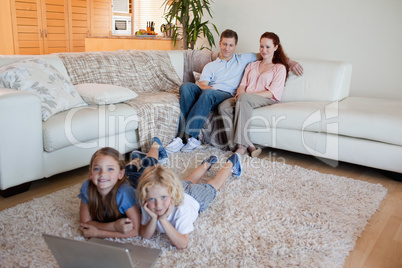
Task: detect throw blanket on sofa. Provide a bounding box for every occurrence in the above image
[58,50,182,93]
[58,50,182,151]
[182,49,219,83]
[125,92,180,151]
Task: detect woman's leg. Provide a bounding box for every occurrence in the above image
[218,97,236,150]
[235,144,248,155]
[233,93,275,149]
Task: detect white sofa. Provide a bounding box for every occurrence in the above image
[249,60,402,173]
[0,51,184,195]
[0,50,401,196]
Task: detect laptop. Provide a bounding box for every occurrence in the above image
[42,233,161,268]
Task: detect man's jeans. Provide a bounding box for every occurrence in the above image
[179,82,232,138]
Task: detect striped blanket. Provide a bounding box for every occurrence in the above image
[58,50,183,151]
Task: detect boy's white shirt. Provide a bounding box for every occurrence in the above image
[141,193,200,235]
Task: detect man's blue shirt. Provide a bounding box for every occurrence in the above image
[200,53,257,95]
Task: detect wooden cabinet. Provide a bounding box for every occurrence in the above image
[0,0,15,54]
[68,0,90,52]
[42,0,70,53]
[11,0,70,54]
[10,0,43,54]
[5,0,109,55]
[90,0,111,37]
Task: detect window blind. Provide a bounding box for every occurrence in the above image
[113,0,129,13]
[133,0,166,34]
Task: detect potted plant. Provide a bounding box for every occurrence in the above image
[162,0,219,50]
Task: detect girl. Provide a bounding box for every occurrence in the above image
[136,152,241,249]
[78,147,141,238]
[219,32,290,157]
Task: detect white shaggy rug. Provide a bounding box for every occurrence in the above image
[0,146,387,267]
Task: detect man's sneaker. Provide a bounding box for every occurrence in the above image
[131,150,147,161]
[165,137,185,153]
[201,155,218,171]
[151,137,168,164]
[181,137,201,152]
[227,153,242,177]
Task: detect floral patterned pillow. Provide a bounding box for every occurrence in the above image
[0,58,87,121]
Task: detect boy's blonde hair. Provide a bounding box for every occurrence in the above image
[137,165,184,206]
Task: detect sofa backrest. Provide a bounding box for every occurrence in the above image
[1,54,351,102]
[0,51,185,83]
[165,50,184,81]
[281,59,352,102]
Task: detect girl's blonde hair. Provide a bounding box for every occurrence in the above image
[87,147,126,222]
[137,165,184,207]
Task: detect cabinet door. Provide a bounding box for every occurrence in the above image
[68,0,90,52]
[90,0,111,37]
[40,0,70,54]
[12,0,43,54]
[11,0,70,54]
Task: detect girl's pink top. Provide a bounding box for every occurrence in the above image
[239,61,286,101]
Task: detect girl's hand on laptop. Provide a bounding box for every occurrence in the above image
[80,223,98,238]
[114,218,133,234]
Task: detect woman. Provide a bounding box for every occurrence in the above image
[218,32,289,157]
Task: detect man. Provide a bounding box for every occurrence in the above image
[166,29,303,153]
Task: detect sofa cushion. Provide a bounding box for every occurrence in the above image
[0,58,87,121]
[251,97,402,147]
[42,103,139,152]
[334,97,402,146]
[75,83,138,104]
[251,101,333,133]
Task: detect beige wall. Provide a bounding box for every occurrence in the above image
[207,0,402,100]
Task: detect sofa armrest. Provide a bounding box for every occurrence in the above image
[0,88,44,190]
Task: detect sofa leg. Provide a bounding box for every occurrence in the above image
[0,182,31,198]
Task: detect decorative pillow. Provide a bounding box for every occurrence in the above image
[193,71,201,85]
[0,58,87,121]
[74,83,138,104]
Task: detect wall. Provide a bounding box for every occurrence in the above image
[206,0,402,100]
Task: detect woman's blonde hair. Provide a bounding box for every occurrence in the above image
[87,147,126,222]
[137,165,184,207]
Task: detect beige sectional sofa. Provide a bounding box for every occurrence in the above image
[0,50,401,196]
